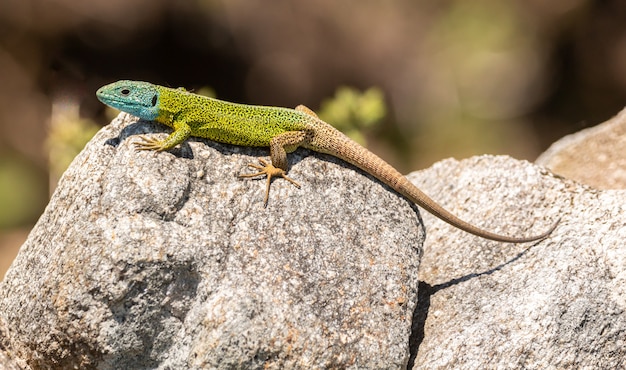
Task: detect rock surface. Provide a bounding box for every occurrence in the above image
[411,156,626,369]
[0,113,422,369]
[537,106,626,189]
[0,318,23,370]
[4,111,622,369]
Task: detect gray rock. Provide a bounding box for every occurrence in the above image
[0,113,422,369]
[0,318,24,370]
[6,111,612,369]
[537,106,626,189]
[410,156,626,369]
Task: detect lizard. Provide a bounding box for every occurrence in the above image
[96,80,559,243]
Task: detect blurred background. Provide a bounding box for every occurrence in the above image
[1,0,626,277]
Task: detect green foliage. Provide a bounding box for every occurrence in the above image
[318,86,386,145]
[196,86,217,98]
[47,104,100,182]
[0,156,46,228]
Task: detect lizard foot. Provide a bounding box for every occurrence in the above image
[134,136,167,151]
[238,159,301,206]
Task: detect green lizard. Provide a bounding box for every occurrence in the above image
[96,80,558,243]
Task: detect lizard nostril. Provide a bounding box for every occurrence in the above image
[121,89,130,96]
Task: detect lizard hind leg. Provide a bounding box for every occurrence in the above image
[238,130,309,206]
[238,159,301,207]
[295,104,319,118]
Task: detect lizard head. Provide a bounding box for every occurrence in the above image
[96,80,160,121]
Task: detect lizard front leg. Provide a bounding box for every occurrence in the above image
[135,121,192,152]
[239,130,309,206]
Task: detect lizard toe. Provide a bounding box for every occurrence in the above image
[238,159,301,206]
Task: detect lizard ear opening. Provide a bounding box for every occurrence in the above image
[151,95,158,107]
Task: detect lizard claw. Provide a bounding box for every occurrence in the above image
[134,136,167,151]
[238,159,300,206]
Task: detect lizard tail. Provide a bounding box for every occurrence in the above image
[310,126,558,243]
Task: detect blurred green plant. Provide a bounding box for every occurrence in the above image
[0,155,47,228]
[47,101,100,185]
[318,86,386,146]
[196,86,217,98]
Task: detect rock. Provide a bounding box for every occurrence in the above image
[0,113,422,369]
[410,156,626,369]
[536,107,626,189]
[0,318,24,370]
[5,111,611,369]
[0,351,22,370]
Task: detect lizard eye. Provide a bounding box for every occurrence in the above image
[120,88,130,96]
[151,95,157,106]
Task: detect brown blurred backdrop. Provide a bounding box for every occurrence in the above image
[1,0,626,277]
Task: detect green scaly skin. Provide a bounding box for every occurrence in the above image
[96,80,559,243]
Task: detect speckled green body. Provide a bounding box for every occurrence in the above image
[155,86,311,147]
[96,80,558,243]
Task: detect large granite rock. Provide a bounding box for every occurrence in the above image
[411,156,626,369]
[0,113,422,369]
[537,106,626,189]
[5,111,622,369]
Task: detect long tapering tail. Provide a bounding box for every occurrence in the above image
[309,125,558,243]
